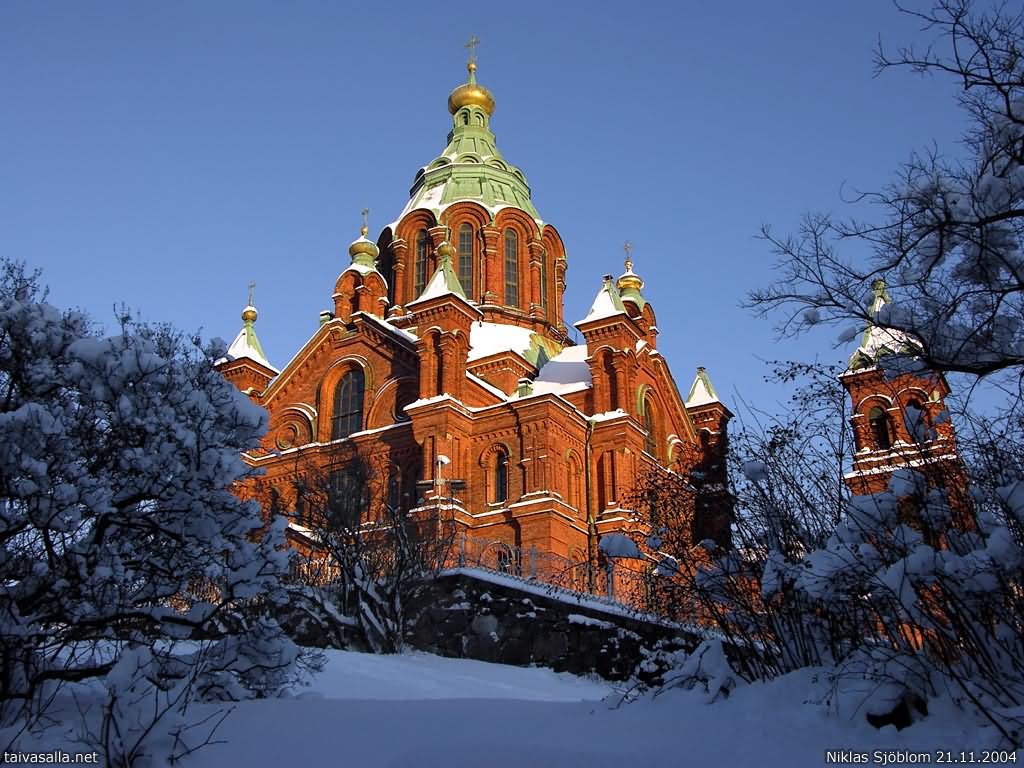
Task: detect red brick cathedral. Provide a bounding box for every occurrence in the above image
[216,59,732,565]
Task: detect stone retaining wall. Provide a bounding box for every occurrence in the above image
[407,570,710,681]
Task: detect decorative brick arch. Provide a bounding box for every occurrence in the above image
[270,404,316,451]
[394,209,440,305]
[563,448,584,513]
[366,376,418,430]
[316,356,372,442]
[480,441,514,505]
[494,208,539,311]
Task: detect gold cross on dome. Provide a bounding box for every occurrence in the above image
[247,280,256,307]
[361,208,370,236]
[465,35,480,64]
[623,241,633,271]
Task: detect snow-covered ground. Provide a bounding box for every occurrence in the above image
[183,649,1005,768]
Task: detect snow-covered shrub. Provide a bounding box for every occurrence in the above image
[270,449,457,655]
[0,260,305,762]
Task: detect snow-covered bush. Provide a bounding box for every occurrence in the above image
[0,260,305,764]
[268,449,456,655]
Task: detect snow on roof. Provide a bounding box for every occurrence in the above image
[591,408,627,422]
[535,344,591,386]
[528,380,590,397]
[467,371,510,401]
[224,323,278,373]
[353,311,418,345]
[343,261,381,277]
[467,322,535,362]
[577,278,627,325]
[407,253,468,306]
[848,281,921,370]
[686,367,719,407]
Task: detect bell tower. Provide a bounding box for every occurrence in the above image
[841,280,971,529]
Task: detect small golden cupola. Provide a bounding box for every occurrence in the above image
[448,36,495,116]
[334,211,389,321]
[617,242,648,311]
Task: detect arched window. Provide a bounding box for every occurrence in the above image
[643,397,657,458]
[331,368,364,440]
[458,223,474,296]
[566,453,582,511]
[539,248,549,310]
[504,229,519,307]
[414,230,429,298]
[905,399,927,444]
[492,451,508,504]
[868,406,892,451]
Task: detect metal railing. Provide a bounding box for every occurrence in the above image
[449,533,664,616]
[286,529,686,619]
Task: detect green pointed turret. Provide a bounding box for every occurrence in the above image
[409,241,467,303]
[686,367,720,406]
[401,60,540,221]
[847,279,920,370]
[617,253,647,309]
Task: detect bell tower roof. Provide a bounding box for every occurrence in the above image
[847,279,920,370]
[224,284,277,373]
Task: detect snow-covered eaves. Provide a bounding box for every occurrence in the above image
[222,325,279,373]
[577,282,627,325]
[352,311,418,347]
[535,344,591,387]
[685,368,719,407]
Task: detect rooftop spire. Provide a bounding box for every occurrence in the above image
[847,278,919,370]
[686,366,721,407]
[448,35,495,116]
[616,241,647,308]
[225,283,276,372]
[348,208,379,268]
[410,241,467,303]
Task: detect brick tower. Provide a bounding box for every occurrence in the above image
[841,280,971,529]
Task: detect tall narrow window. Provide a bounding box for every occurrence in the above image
[493,451,508,504]
[643,398,657,457]
[458,223,474,296]
[328,468,362,529]
[331,368,364,439]
[567,454,582,510]
[504,229,519,307]
[905,400,927,444]
[414,230,429,297]
[539,248,549,310]
[386,465,402,512]
[868,407,892,451]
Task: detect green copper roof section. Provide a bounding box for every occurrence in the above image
[847,279,921,370]
[409,242,467,303]
[224,303,278,373]
[686,366,720,405]
[617,253,647,309]
[401,74,540,222]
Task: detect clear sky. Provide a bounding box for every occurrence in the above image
[1,1,980,417]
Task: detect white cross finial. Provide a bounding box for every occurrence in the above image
[465,35,480,64]
[247,280,256,307]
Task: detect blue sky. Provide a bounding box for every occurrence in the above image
[1,1,978,416]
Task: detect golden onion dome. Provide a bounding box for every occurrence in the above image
[241,305,258,323]
[617,257,644,292]
[436,240,454,260]
[448,62,495,116]
[348,224,379,260]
